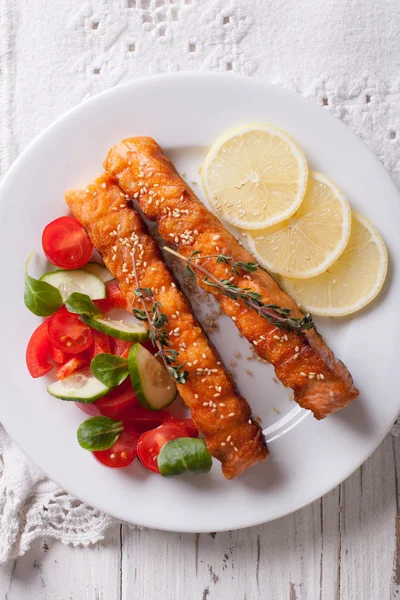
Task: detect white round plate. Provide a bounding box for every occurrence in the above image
[0,73,399,533]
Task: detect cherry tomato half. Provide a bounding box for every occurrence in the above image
[76,378,138,419]
[124,407,172,434]
[137,422,188,473]
[93,424,139,469]
[174,418,199,438]
[26,320,53,378]
[42,216,93,269]
[48,309,93,354]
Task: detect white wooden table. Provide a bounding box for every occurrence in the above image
[0,431,398,599]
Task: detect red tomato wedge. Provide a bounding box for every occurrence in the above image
[49,345,65,364]
[90,330,111,359]
[56,354,88,380]
[48,308,93,354]
[42,216,93,269]
[93,424,139,469]
[76,379,138,419]
[137,422,188,473]
[124,408,172,434]
[110,338,133,359]
[26,320,53,378]
[174,418,199,438]
[141,339,158,356]
[95,281,128,313]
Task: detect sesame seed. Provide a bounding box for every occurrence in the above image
[300,371,307,377]
[229,412,235,417]
[214,393,220,397]
[203,402,208,407]
[230,441,234,446]
[273,335,280,340]
[194,394,199,399]
[295,346,300,352]
[112,254,117,261]
[187,362,192,367]
[233,447,238,452]
[213,235,220,240]
[134,192,139,199]
[330,391,334,397]
[219,403,225,407]
[101,182,107,188]
[226,435,231,442]
[221,442,226,447]
[246,369,253,376]
[283,335,288,341]
[248,419,252,424]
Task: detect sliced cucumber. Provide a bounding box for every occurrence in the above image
[47,369,110,403]
[40,269,106,302]
[81,315,149,342]
[128,343,177,411]
[83,262,114,283]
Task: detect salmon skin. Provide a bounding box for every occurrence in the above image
[104,137,359,420]
[65,173,268,479]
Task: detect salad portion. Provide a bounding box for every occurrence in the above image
[25,215,211,477]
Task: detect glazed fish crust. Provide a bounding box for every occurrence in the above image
[65,173,268,479]
[104,137,359,420]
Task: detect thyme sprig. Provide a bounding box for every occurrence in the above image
[164,247,314,332]
[131,252,188,384]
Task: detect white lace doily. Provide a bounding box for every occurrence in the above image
[1,0,400,563]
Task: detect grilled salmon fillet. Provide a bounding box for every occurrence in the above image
[104,137,359,420]
[65,173,268,479]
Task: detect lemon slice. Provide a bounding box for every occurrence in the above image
[280,211,388,316]
[201,123,308,229]
[246,172,351,278]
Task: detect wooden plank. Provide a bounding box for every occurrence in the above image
[339,434,397,600]
[121,504,328,599]
[0,523,121,600]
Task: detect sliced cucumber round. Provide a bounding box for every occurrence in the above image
[47,369,110,403]
[81,315,149,341]
[128,343,177,411]
[40,269,106,302]
[83,262,114,283]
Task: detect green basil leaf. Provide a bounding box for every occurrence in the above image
[77,416,124,451]
[158,438,212,477]
[65,292,102,317]
[90,353,129,388]
[24,252,63,316]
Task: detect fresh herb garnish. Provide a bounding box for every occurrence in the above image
[164,248,314,332]
[24,252,63,316]
[131,251,188,384]
[65,292,102,317]
[90,353,129,388]
[158,438,212,477]
[77,416,124,451]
